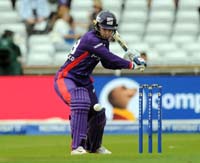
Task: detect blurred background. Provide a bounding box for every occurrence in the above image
[0,0,200,135]
[0,0,199,75]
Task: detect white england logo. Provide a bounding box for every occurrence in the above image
[107,17,113,25]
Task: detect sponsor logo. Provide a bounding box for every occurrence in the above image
[153,93,200,113]
[99,78,141,120]
[99,78,200,120]
[107,17,113,25]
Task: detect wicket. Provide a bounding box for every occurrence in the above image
[139,84,162,153]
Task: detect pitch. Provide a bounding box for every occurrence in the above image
[0,134,199,163]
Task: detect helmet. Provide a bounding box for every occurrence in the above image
[94,10,118,31]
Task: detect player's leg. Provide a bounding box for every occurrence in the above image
[87,109,107,152]
[54,78,91,154]
[54,77,76,105]
[86,84,111,154]
[70,87,91,152]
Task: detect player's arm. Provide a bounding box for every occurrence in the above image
[96,46,146,71]
[89,42,146,71]
[86,41,133,69]
[100,50,133,69]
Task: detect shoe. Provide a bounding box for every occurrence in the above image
[96,146,112,154]
[71,146,87,155]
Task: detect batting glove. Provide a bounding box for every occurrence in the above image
[132,56,147,71]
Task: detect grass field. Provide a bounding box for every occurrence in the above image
[0,134,200,163]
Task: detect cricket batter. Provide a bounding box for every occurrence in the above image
[54,10,146,155]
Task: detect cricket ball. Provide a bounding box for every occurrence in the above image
[93,103,103,111]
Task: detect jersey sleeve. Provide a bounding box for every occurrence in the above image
[82,36,133,70]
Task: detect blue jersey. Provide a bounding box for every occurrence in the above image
[55,30,132,85]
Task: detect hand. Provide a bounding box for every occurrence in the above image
[124,49,140,61]
[132,56,147,71]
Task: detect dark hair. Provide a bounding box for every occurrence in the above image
[140,52,147,56]
[68,15,74,25]
[1,30,14,39]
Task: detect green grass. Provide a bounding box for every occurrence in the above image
[0,134,200,163]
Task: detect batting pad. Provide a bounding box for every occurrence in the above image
[86,109,106,152]
[70,87,91,149]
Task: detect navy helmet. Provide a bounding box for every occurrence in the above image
[94,10,118,31]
